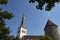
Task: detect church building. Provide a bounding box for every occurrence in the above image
[16,14,60,40]
[44,20,60,40]
[16,14,27,40]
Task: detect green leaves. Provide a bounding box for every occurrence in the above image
[0,0,8,5]
[0,0,16,40]
[40,36,53,40]
[29,0,60,11]
[0,10,15,40]
[0,10,14,20]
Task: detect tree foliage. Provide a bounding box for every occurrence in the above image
[0,0,17,40]
[0,0,8,5]
[0,9,13,20]
[40,36,53,40]
[29,0,60,11]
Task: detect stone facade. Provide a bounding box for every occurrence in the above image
[44,20,60,40]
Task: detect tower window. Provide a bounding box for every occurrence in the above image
[22,30,25,33]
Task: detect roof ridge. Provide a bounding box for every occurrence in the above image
[47,19,57,25]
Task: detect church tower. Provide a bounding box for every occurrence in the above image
[44,19,59,40]
[17,14,27,40]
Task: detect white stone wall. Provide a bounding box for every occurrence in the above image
[19,27,27,39]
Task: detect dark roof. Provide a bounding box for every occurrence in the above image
[44,19,57,30]
[47,19,57,26]
[23,35,42,39]
[18,14,26,29]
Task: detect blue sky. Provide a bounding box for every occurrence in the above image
[2,0,60,36]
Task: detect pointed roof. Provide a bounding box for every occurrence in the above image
[19,13,26,29]
[47,19,57,26]
[44,19,57,30]
[21,13,25,26]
